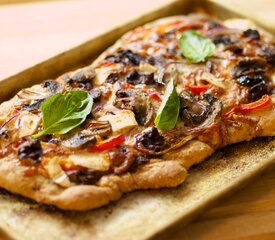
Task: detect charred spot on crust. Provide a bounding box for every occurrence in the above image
[105,49,144,65]
[17,139,42,164]
[125,70,154,85]
[243,29,260,40]
[136,127,168,152]
[66,169,105,185]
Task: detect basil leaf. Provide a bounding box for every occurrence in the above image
[33,90,93,138]
[154,79,180,130]
[179,30,216,63]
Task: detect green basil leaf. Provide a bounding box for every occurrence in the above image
[154,79,180,130]
[179,30,216,63]
[33,90,93,138]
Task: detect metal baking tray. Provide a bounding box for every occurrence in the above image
[1,0,275,239]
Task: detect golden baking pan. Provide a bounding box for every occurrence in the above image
[1,0,275,239]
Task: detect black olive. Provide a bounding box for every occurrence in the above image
[213,35,231,45]
[137,127,167,152]
[106,72,120,84]
[105,49,143,65]
[243,29,260,40]
[249,81,268,102]
[125,70,154,85]
[232,58,266,78]
[66,169,105,185]
[236,74,266,86]
[17,139,42,164]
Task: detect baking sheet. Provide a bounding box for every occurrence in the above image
[1,1,275,240]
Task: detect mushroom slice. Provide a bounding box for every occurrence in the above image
[99,110,138,134]
[69,152,110,171]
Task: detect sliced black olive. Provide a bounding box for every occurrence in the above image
[66,169,105,185]
[17,139,42,164]
[105,49,143,65]
[249,81,268,102]
[106,72,120,84]
[232,58,266,78]
[243,29,260,40]
[135,126,167,152]
[125,70,154,85]
[236,74,266,86]
[213,35,231,45]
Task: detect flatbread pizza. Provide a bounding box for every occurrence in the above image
[1,14,275,210]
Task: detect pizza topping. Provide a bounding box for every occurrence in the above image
[178,30,216,63]
[125,70,154,85]
[69,152,110,171]
[185,84,210,94]
[179,91,221,132]
[155,78,180,130]
[89,88,102,102]
[33,90,93,138]
[243,29,260,41]
[61,129,97,149]
[105,49,144,65]
[66,168,106,185]
[225,95,271,117]
[109,146,135,174]
[17,139,42,164]
[212,35,231,45]
[106,72,120,84]
[99,110,137,134]
[232,58,269,101]
[43,80,64,94]
[259,45,275,65]
[69,67,95,83]
[87,134,125,153]
[135,126,168,153]
[22,99,44,112]
[114,89,154,126]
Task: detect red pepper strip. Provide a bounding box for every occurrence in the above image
[88,135,125,153]
[121,82,134,89]
[185,84,210,95]
[148,91,162,102]
[224,95,271,117]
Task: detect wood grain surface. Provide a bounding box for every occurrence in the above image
[0,0,275,239]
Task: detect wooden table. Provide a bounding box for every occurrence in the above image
[1,0,275,239]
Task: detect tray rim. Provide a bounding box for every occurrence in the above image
[1,1,275,240]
